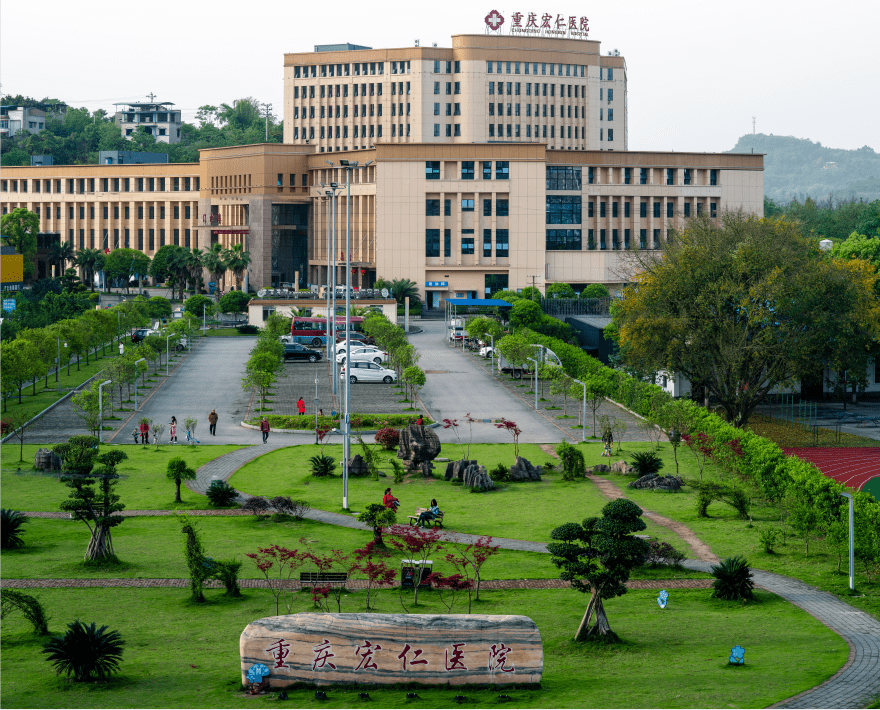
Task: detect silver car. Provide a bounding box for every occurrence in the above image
[337,347,388,365]
[339,361,397,384]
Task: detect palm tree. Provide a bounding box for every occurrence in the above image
[202,243,228,298]
[390,278,421,305]
[49,241,76,276]
[222,242,251,292]
[75,248,103,291]
[185,248,204,295]
[165,246,189,300]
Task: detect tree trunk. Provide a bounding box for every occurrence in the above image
[175,480,182,503]
[85,525,114,561]
[575,590,616,642]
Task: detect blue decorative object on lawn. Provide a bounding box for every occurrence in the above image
[247,663,271,683]
[657,589,669,609]
[728,645,745,665]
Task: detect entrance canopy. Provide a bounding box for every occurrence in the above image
[445,298,514,308]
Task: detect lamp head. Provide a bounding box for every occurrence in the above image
[324,160,334,166]
[339,159,350,166]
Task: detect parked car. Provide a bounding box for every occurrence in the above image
[174,336,190,352]
[479,345,495,358]
[334,331,376,346]
[131,328,159,344]
[335,340,380,354]
[339,361,397,384]
[283,344,323,362]
[336,347,388,365]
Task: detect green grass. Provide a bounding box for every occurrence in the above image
[1,444,246,511]
[0,587,846,708]
[745,413,880,448]
[227,443,691,550]
[592,441,880,620]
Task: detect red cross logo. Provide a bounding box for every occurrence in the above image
[485,10,505,31]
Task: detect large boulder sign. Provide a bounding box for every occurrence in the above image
[240,613,543,687]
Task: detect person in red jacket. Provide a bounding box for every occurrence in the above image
[297,397,306,416]
[139,420,150,444]
[382,488,400,511]
[260,417,270,444]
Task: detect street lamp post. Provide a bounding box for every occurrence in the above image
[840,492,855,591]
[314,371,320,445]
[572,377,587,442]
[488,334,495,374]
[321,180,342,398]
[166,334,173,377]
[134,358,146,411]
[98,380,112,444]
[527,357,539,410]
[56,339,67,393]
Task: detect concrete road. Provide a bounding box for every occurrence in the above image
[408,320,567,444]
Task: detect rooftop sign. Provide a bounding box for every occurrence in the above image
[485,10,589,39]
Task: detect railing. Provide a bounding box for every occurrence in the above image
[540,297,616,317]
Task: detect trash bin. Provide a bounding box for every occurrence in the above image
[400,559,433,588]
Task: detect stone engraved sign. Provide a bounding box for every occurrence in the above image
[240,613,542,687]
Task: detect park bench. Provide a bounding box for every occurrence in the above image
[299,572,348,587]
[408,508,445,529]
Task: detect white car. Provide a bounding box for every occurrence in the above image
[340,361,397,384]
[336,347,388,365]
[479,345,495,358]
[335,341,381,355]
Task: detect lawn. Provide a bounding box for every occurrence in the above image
[0,586,847,709]
[745,413,880,448]
[227,443,692,551]
[1,443,246,511]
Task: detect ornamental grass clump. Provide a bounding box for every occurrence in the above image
[629,451,664,476]
[710,555,755,601]
[42,620,125,682]
[1,509,28,549]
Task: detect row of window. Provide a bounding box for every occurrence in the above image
[426,198,509,215]
[489,103,595,119]
[546,228,664,251]
[295,102,412,119]
[294,124,392,140]
[68,228,192,251]
[489,82,590,99]
[293,61,408,78]
[426,161,509,180]
[546,167,720,189]
[487,61,605,78]
[488,124,600,140]
[294,82,406,99]
[548,196,719,225]
[1,176,197,194]
[27,204,194,221]
[426,229,509,257]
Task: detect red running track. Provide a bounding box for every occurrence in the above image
[783,447,880,490]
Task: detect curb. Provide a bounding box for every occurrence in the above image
[238,421,442,435]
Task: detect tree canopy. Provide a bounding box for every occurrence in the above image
[1,208,39,279]
[613,212,880,427]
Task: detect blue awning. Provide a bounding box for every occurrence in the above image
[445,298,513,308]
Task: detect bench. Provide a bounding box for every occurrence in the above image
[299,572,348,588]
[408,508,444,529]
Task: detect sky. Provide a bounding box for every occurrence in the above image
[1,0,877,154]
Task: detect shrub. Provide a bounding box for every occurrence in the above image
[758,526,782,554]
[387,458,405,484]
[242,496,270,517]
[630,451,664,476]
[211,559,243,597]
[205,480,239,507]
[1,589,50,634]
[237,324,259,334]
[375,427,400,450]
[309,454,336,478]
[489,463,510,482]
[710,555,755,601]
[1,509,28,549]
[42,620,125,681]
[642,541,686,568]
[269,496,310,519]
[556,441,585,481]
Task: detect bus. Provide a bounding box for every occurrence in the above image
[289,317,365,346]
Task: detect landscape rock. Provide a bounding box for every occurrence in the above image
[508,456,542,481]
[397,425,441,472]
[628,473,684,491]
[445,460,476,481]
[462,463,495,491]
[587,464,610,474]
[611,459,636,474]
[347,454,370,477]
[34,448,62,472]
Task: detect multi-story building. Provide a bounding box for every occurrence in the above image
[113,100,182,144]
[1,106,53,138]
[1,32,763,302]
[284,35,627,152]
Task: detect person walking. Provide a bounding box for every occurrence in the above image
[139,419,150,445]
[169,416,178,443]
[260,416,270,443]
[208,409,218,436]
[297,397,306,416]
[601,427,613,458]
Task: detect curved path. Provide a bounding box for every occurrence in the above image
[181,443,880,710]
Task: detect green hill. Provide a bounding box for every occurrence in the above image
[728,134,880,203]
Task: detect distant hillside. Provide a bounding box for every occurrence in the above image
[727,134,880,203]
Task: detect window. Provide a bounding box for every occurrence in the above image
[482,161,492,179]
[444,199,451,216]
[461,236,475,254]
[426,161,440,180]
[426,199,441,216]
[445,82,452,95]
[434,82,440,94]
[546,196,581,224]
[434,124,440,136]
[667,202,674,218]
[588,201,594,218]
[640,229,647,249]
[600,202,606,218]
[608,88,613,101]
[711,202,718,218]
[488,61,493,73]
[640,168,648,185]
[497,199,509,217]
[454,124,461,136]
[444,229,451,256]
[587,167,595,184]
[445,124,452,137]
[454,82,460,94]
[426,229,440,257]
[710,169,719,186]
[483,199,492,216]
[496,229,509,257]
[488,103,494,116]
[488,124,494,137]
[612,229,620,250]
[653,229,661,248]
[624,168,632,185]
[461,199,475,212]
[684,202,691,218]
[495,161,509,180]
[434,102,440,115]
[546,229,582,250]
[483,229,492,257]
[684,169,692,186]
[666,168,675,185]
[625,202,631,218]
[489,83,494,95]
[612,202,619,218]
[546,166,581,190]
[600,229,607,250]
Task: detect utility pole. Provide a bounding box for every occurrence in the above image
[147,92,156,103]
[527,274,540,302]
[261,103,273,141]
[752,116,756,134]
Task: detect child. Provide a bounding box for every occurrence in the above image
[131,428,140,444]
[601,428,613,458]
[169,416,178,443]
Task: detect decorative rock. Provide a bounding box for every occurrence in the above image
[462,463,495,491]
[587,464,610,474]
[445,460,476,481]
[34,448,62,472]
[240,613,543,687]
[398,425,441,472]
[628,473,684,491]
[611,460,635,474]
[508,457,542,482]
[347,454,370,477]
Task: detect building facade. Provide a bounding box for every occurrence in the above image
[113,101,182,144]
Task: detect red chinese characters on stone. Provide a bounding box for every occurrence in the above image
[265,639,291,669]
[445,643,468,671]
[354,639,382,671]
[487,643,515,673]
[312,638,337,671]
[397,643,429,671]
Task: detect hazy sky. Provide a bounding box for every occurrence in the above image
[2,0,877,154]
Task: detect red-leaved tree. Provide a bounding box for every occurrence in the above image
[352,539,396,610]
[387,524,445,607]
[426,572,473,613]
[445,536,500,610]
[495,418,522,458]
[246,543,307,615]
[302,549,350,612]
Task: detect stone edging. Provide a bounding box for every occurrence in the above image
[238,421,441,435]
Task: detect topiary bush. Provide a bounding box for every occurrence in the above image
[309,454,336,478]
[1,509,29,549]
[241,496,270,518]
[489,463,510,482]
[269,496,310,520]
[1,589,50,634]
[211,559,243,597]
[375,427,400,451]
[629,451,664,476]
[710,555,755,601]
[42,620,125,681]
[205,480,239,507]
[556,441,585,481]
[642,541,686,568]
[237,324,259,334]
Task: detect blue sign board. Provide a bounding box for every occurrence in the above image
[426,281,448,288]
[2,298,16,312]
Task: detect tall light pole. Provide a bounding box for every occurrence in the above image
[338,159,372,510]
[321,177,342,398]
[98,380,112,444]
[134,358,146,411]
[527,357,539,409]
[261,102,273,142]
[840,492,855,591]
[572,377,587,442]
